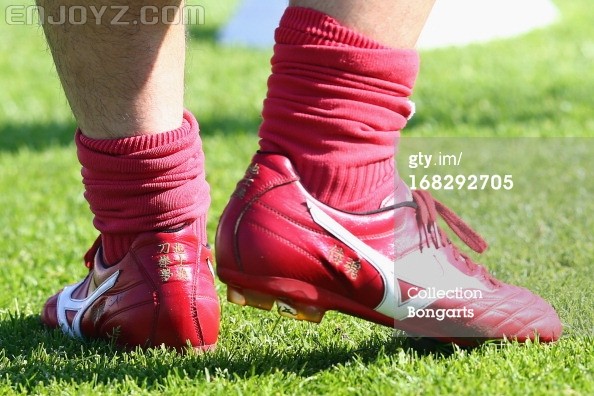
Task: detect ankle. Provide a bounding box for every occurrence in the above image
[258,8,418,211]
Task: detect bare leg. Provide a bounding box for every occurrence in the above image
[37,0,186,138]
[39,0,219,349]
[290,0,435,48]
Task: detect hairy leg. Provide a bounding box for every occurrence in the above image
[37,0,186,138]
[39,1,219,349]
[36,1,210,263]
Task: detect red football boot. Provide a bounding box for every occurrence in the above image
[215,153,562,345]
[41,224,220,350]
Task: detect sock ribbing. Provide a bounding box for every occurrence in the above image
[258,7,418,211]
[77,110,210,264]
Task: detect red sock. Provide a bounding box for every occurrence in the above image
[258,7,419,212]
[76,110,210,265]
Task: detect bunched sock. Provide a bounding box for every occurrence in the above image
[258,6,419,212]
[76,110,210,265]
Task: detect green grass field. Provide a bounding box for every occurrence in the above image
[1,1,593,394]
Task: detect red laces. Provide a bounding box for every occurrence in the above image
[411,190,498,284]
[412,190,487,253]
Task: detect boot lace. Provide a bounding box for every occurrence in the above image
[84,236,103,270]
[412,190,497,283]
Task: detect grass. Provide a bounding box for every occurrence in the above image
[0,0,593,394]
